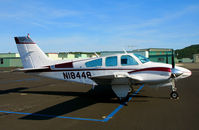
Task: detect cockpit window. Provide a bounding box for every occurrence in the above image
[121,55,138,66]
[85,58,102,67]
[106,56,117,66]
[134,54,150,63]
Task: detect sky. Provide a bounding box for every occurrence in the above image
[0,0,199,52]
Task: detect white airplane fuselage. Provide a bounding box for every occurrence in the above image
[14,36,192,99]
[33,54,191,86]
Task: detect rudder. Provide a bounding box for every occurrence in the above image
[14,35,51,68]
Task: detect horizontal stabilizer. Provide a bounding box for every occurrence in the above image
[13,67,49,72]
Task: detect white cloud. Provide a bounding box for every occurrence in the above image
[50,9,80,17]
[33,34,160,52]
[106,4,199,33]
[0,1,83,29]
[1,1,199,52]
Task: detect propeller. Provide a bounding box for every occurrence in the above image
[171,49,183,78]
[171,49,175,69]
[170,49,182,99]
[166,51,168,64]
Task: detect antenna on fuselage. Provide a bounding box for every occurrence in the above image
[94,52,99,57]
[123,49,127,54]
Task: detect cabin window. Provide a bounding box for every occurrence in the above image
[0,58,3,64]
[134,54,150,63]
[106,56,117,66]
[121,55,138,66]
[85,58,102,67]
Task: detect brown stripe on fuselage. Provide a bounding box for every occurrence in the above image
[25,68,134,73]
[128,67,171,74]
[24,67,171,73]
[54,62,73,68]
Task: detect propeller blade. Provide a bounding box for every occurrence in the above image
[170,49,183,78]
[171,49,175,68]
[166,52,168,64]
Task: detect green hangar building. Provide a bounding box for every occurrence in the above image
[100,48,174,64]
[0,53,22,67]
[0,48,174,68]
[0,52,97,68]
[134,48,174,64]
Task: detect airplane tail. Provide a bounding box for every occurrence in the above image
[14,35,52,68]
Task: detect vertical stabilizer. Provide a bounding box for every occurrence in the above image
[14,35,51,68]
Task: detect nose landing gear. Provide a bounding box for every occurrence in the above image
[170,78,179,99]
[170,91,179,99]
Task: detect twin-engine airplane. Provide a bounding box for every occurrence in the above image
[14,35,191,101]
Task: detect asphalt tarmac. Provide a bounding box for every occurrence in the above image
[0,67,198,130]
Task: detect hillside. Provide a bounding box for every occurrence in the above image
[175,44,199,59]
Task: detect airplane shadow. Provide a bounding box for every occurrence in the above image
[0,83,55,95]
[0,86,167,120]
[134,95,169,99]
[19,89,119,120]
[18,89,168,120]
[0,87,27,95]
[20,95,97,120]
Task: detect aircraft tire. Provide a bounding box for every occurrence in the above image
[170,91,179,99]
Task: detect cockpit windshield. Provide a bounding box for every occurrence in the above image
[134,53,150,63]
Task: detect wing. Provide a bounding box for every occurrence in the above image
[91,72,144,98]
[91,72,143,86]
